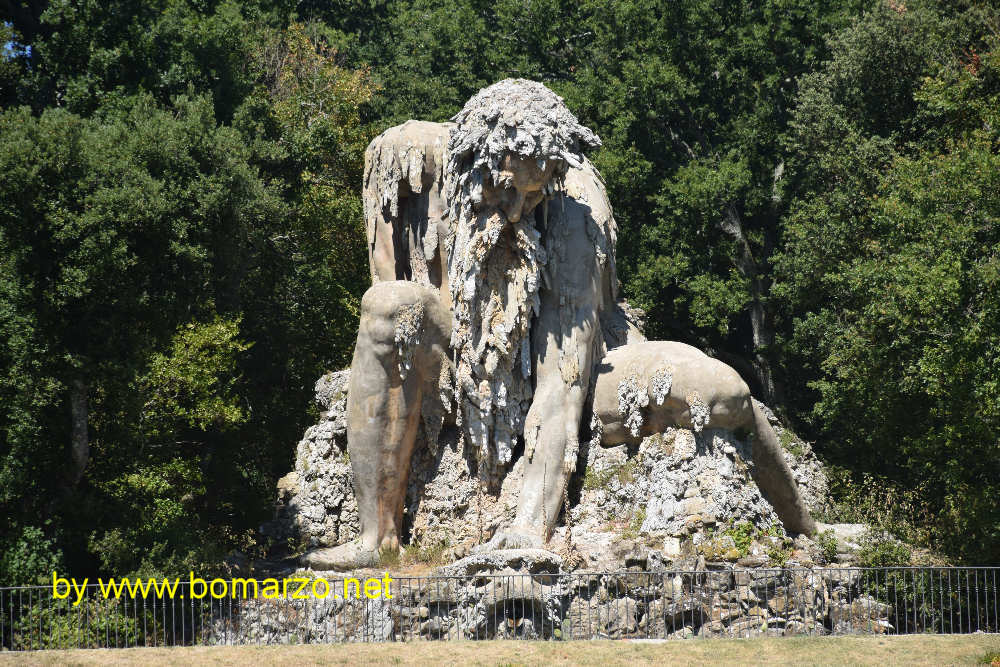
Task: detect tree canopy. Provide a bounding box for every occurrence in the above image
[1,0,997,578]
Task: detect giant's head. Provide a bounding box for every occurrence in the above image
[445,78,601,227]
[443,79,600,475]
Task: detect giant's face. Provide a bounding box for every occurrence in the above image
[443,79,601,473]
[479,154,559,223]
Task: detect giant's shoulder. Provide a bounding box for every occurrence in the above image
[561,157,614,226]
[368,120,453,150]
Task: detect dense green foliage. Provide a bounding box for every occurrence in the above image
[775,6,1000,559]
[1,0,997,578]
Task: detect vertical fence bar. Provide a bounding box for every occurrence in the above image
[993,568,1000,632]
[587,574,593,639]
[956,569,962,634]
[938,569,947,634]
[173,587,178,647]
[615,575,621,639]
[103,587,108,648]
[86,583,91,648]
[980,569,986,634]
[681,571,687,639]
[950,569,956,633]
[944,567,950,634]
[949,568,965,634]
[975,569,981,633]
[958,568,964,634]
[920,567,926,633]
[955,568,961,634]
[966,569,972,634]
[900,568,906,634]
[181,583,186,646]
[691,570,698,639]
[924,567,931,636]
[897,568,902,635]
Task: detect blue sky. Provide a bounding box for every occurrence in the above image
[3,21,30,58]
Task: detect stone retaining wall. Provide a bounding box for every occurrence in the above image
[208,556,896,644]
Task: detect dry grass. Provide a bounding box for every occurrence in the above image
[3,635,998,666]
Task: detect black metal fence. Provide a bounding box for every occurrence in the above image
[2,567,997,649]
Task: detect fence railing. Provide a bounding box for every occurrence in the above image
[2,567,997,649]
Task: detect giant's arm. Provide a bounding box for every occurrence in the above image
[516,275,601,536]
[510,165,612,537]
[363,120,453,286]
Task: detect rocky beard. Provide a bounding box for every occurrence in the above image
[447,203,545,478]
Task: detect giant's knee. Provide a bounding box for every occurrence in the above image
[358,282,419,351]
[361,281,428,318]
[358,281,449,357]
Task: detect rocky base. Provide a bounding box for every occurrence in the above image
[250,382,887,645]
[262,370,832,571]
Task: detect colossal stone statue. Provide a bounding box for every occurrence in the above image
[302,79,814,570]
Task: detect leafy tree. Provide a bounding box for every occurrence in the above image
[4,0,293,118]
[0,94,285,573]
[0,524,65,585]
[2,0,999,574]
[775,7,1000,562]
[0,8,378,573]
[139,317,250,441]
[229,23,375,511]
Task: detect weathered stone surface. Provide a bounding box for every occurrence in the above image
[329,78,819,571]
[815,522,869,551]
[261,370,357,549]
[239,78,905,645]
[265,368,834,572]
[642,597,703,636]
[444,80,602,471]
[757,403,831,516]
[209,558,899,644]
[262,368,525,553]
[438,549,563,577]
[567,428,784,559]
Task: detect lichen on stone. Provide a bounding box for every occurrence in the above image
[556,289,582,387]
[421,392,444,456]
[686,391,711,432]
[422,218,439,261]
[394,302,424,379]
[447,209,540,470]
[445,79,600,193]
[617,369,649,438]
[588,410,604,452]
[650,366,674,405]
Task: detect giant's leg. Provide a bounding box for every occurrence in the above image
[591,341,816,535]
[746,400,815,534]
[301,281,450,570]
[484,305,596,550]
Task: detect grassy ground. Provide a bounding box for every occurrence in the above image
[2,635,998,666]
